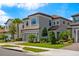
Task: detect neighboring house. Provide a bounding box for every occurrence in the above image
[5,19,23,40]
[21,12,72,42]
[70,14,79,43]
[5,19,12,40]
[0,29,7,35]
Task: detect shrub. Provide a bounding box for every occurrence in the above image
[59,30,72,42]
[40,38,48,43]
[28,34,37,43]
[48,31,56,44]
[42,27,48,37]
[0,35,8,41]
[56,39,64,44]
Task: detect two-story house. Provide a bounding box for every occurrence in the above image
[21,13,72,42]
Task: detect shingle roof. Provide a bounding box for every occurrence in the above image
[48,25,59,30]
[52,15,72,22]
[0,29,7,33]
[28,12,52,18]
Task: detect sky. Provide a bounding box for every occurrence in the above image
[0,3,79,25]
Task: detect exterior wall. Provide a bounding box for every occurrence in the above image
[22,14,72,40]
[38,14,52,38]
[71,25,79,42]
[22,15,40,41]
[22,29,40,42]
[52,18,71,38]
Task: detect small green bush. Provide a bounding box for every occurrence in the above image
[48,31,56,44]
[40,38,48,43]
[10,38,22,42]
[28,34,37,43]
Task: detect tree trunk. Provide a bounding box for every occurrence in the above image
[12,34,14,39]
[17,24,19,39]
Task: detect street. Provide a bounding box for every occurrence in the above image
[0,47,34,56]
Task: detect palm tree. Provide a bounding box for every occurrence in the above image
[12,18,22,39]
[9,23,16,39]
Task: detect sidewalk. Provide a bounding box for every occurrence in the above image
[1,42,79,56]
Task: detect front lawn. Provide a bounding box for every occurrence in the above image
[18,43,65,49]
[0,40,5,43]
[23,47,48,52]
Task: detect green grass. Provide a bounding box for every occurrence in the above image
[23,47,48,52]
[18,43,64,49]
[0,40,5,43]
[2,45,18,47]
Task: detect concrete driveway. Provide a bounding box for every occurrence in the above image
[38,43,79,56]
[63,43,79,51]
[38,49,79,56]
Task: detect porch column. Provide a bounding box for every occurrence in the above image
[75,29,78,43]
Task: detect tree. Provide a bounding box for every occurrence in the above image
[42,27,48,37]
[9,23,16,39]
[13,18,22,38]
[59,30,71,42]
[48,31,56,44]
[28,34,36,43]
[0,35,8,41]
[0,25,4,29]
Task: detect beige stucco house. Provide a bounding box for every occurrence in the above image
[4,12,72,41]
[21,13,72,42]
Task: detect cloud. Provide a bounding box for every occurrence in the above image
[0,3,47,25]
[68,17,73,20]
[0,3,47,11]
[16,3,48,10]
[0,10,10,25]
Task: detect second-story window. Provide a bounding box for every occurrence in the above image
[68,22,70,25]
[31,18,36,25]
[49,20,51,26]
[53,22,55,25]
[26,21,28,26]
[57,21,59,24]
[63,21,65,24]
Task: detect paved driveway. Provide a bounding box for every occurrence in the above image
[63,43,79,51]
[0,47,34,56]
